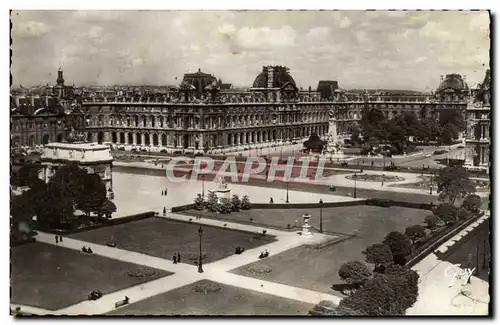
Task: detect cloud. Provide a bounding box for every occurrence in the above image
[236,26,296,50]
[12,21,51,38]
[339,17,352,29]
[305,27,330,42]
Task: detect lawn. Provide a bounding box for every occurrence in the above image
[229,206,429,294]
[70,217,275,264]
[106,280,312,316]
[10,242,172,310]
[182,205,429,235]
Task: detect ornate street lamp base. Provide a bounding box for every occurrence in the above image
[198,265,204,273]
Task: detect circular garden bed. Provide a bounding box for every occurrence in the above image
[345,173,405,182]
[246,264,273,275]
[126,266,157,278]
[191,280,222,294]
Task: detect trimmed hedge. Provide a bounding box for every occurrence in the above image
[48,211,156,236]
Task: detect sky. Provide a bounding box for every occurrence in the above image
[11,10,490,91]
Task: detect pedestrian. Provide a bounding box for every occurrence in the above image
[177,252,181,263]
[59,235,63,243]
[55,235,59,244]
[269,197,274,204]
[163,207,166,216]
[165,188,168,195]
[173,254,177,264]
[161,190,164,196]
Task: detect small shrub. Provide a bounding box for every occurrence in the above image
[241,195,251,210]
[206,192,220,212]
[462,194,482,213]
[338,260,372,284]
[231,195,241,212]
[424,215,438,231]
[194,194,205,210]
[404,225,427,244]
[434,203,458,225]
[458,208,473,220]
[218,197,233,214]
[247,264,273,274]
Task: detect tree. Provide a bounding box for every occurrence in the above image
[231,195,241,212]
[462,194,482,213]
[385,265,419,312]
[218,197,233,214]
[383,231,412,265]
[339,274,402,316]
[433,203,458,226]
[362,243,393,271]
[338,261,372,284]
[436,166,475,205]
[206,192,219,212]
[309,300,362,316]
[424,215,439,231]
[99,199,117,219]
[194,194,205,210]
[404,225,427,244]
[241,195,251,210]
[303,133,326,153]
[76,173,106,217]
[10,192,34,228]
[11,164,43,187]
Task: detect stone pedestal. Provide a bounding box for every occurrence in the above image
[302,213,312,236]
[215,188,231,202]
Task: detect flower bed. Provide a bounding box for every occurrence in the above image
[126,266,157,278]
[191,280,222,294]
[246,264,273,275]
[345,173,405,182]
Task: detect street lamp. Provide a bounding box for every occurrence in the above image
[429,172,433,195]
[319,199,323,233]
[285,181,290,203]
[200,161,207,197]
[353,173,357,198]
[197,226,204,273]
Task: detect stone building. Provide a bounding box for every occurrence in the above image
[40,141,114,197]
[464,70,490,171]
[10,68,83,148]
[80,66,333,153]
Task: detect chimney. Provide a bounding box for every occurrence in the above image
[267,66,274,88]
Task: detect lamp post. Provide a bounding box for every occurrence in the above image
[200,161,207,197]
[285,181,290,203]
[353,173,357,198]
[197,226,204,273]
[319,199,323,233]
[429,172,433,195]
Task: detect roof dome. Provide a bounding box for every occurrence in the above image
[252,66,296,88]
[436,74,469,92]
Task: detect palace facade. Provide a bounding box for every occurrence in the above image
[11,67,482,153]
[464,69,490,171]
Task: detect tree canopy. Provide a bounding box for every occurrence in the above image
[338,260,372,284]
[362,243,394,268]
[383,231,412,264]
[461,194,482,213]
[436,166,476,205]
[404,225,427,244]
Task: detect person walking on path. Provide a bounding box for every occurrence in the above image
[165,188,168,195]
[55,235,59,244]
[163,207,167,216]
[173,254,178,264]
[161,190,164,196]
[59,235,63,243]
[177,252,181,263]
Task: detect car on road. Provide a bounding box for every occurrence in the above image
[433,149,448,155]
[424,154,432,158]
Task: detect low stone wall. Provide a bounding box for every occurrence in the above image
[251,200,367,209]
[171,204,195,213]
[406,212,486,268]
